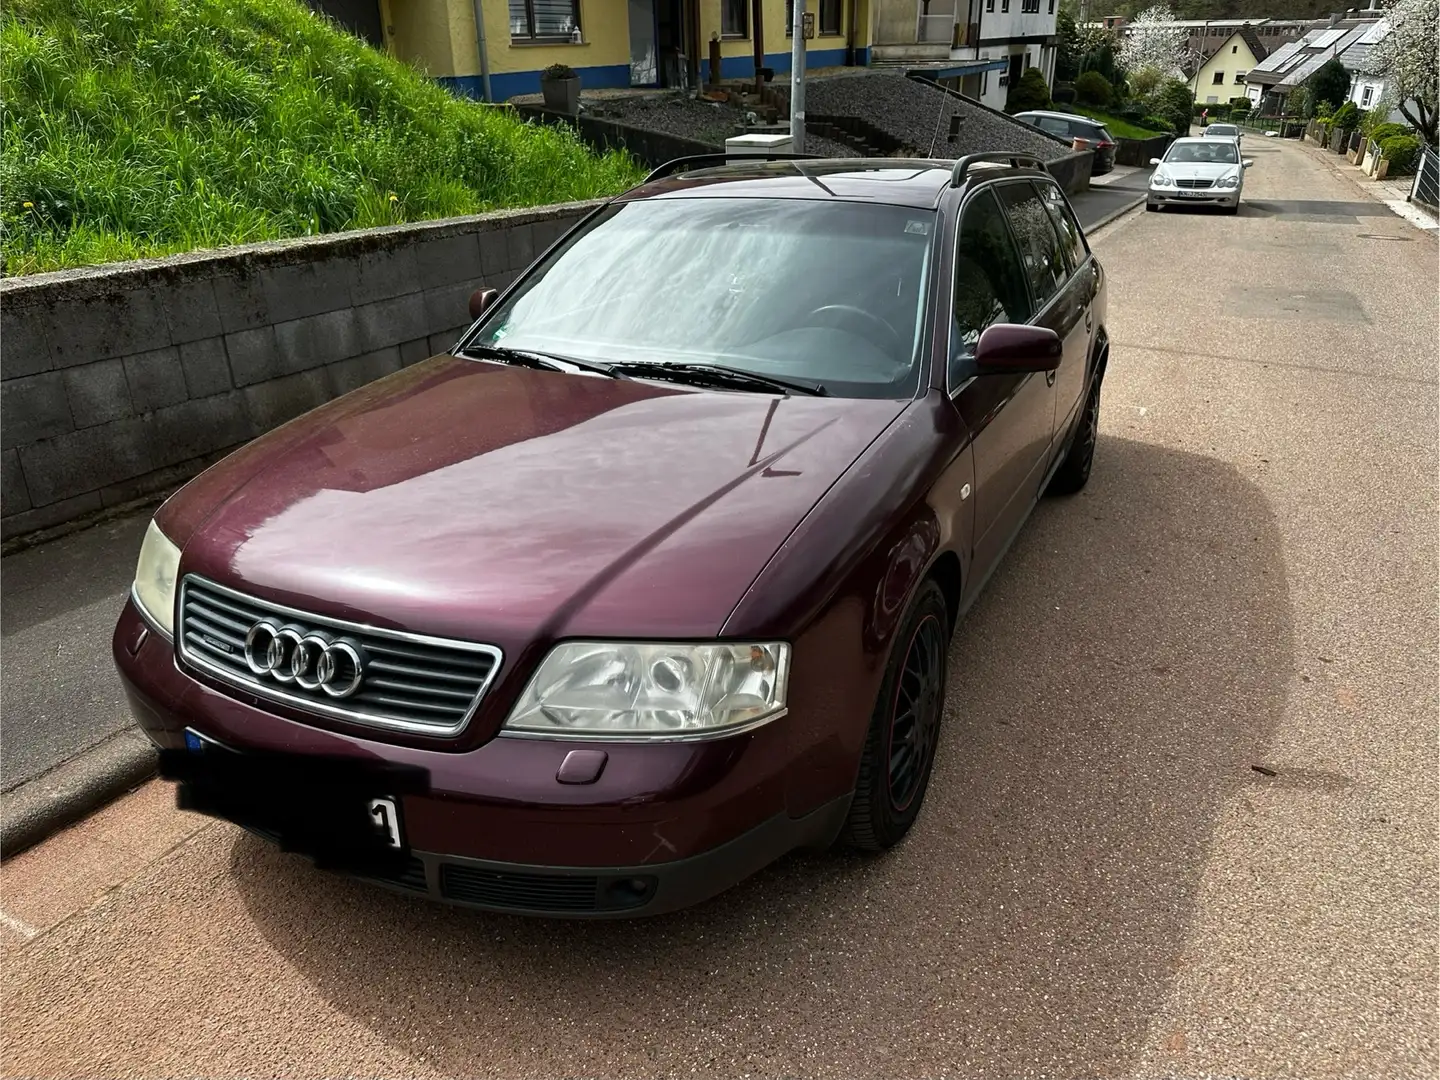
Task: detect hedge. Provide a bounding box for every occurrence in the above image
[1380,134,1422,174]
[1074,71,1113,107]
[1367,122,1414,144]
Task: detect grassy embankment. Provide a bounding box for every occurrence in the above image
[1,0,644,275]
[1068,105,1167,140]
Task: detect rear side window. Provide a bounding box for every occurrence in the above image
[1035,181,1087,272]
[949,188,1033,381]
[1096,126,1115,143]
[995,182,1068,311]
[1037,117,1071,138]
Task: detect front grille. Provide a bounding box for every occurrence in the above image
[176,575,502,737]
[440,865,603,911]
[1176,178,1215,189]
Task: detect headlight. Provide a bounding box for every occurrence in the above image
[132,519,181,637]
[1217,173,1240,189]
[1150,169,1172,187]
[503,641,791,738]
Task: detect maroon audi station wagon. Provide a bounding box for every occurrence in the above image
[113,152,1109,917]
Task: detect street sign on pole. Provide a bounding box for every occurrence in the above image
[790,0,807,153]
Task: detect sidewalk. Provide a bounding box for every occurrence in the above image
[1,509,156,854]
[1299,138,1438,232]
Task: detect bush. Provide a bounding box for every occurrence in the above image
[1368,122,1414,143]
[1380,134,1422,173]
[1005,68,1053,113]
[1127,66,1162,102]
[1074,70,1113,106]
[1330,101,1359,132]
[1360,105,1395,134]
[1307,58,1350,115]
[1143,114,1174,132]
[1155,79,1195,137]
[1118,102,1148,122]
[541,63,578,81]
[1194,103,1231,120]
[1052,83,1077,104]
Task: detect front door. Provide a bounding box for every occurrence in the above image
[1033,178,1097,447]
[946,186,1054,580]
[629,0,658,85]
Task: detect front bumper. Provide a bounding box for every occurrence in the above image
[1149,187,1239,207]
[113,599,859,917]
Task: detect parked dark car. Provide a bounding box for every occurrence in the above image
[1013,110,1118,175]
[113,153,1109,918]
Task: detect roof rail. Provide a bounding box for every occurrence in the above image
[949,152,1050,187]
[642,152,821,184]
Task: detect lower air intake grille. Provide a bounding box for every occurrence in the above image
[440,865,603,912]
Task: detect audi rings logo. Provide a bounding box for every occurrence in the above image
[244,621,366,699]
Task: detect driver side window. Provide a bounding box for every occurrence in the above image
[949,188,1033,388]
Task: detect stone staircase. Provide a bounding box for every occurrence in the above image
[805,114,912,157]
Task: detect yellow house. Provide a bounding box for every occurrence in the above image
[1191,26,1268,106]
[308,0,872,100]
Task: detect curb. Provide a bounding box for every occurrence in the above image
[1086,193,1147,233]
[0,729,158,858]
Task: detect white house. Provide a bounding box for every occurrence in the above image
[1243,15,1384,114]
[870,0,1058,112]
[1340,19,1407,122]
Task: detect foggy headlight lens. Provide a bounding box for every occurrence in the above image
[132,519,181,637]
[503,642,791,738]
[1217,173,1240,188]
[1150,169,1173,187]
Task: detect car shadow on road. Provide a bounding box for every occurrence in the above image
[231,433,1294,1077]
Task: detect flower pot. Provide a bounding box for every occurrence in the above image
[541,75,581,115]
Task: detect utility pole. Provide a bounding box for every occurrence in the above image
[790,0,807,152]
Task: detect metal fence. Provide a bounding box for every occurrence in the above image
[1413,145,1440,211]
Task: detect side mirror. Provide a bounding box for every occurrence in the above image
[469,287,498,321]
[1242,159,1254,168]
[1149,157,1163,166]
[974,324,1063,374]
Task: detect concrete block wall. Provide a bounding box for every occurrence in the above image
[0,201,601,542]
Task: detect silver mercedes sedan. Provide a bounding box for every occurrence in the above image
[1146,137,1254,214]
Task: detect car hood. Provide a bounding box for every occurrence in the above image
[172,356,906,645]
[1164,161,1241,179]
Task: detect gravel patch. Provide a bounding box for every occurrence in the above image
[801,72,1069,161]
[586,93,750,146]
[587,92,887,159]
[575,77,1069,163]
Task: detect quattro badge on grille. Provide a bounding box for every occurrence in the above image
[243,620,367,699]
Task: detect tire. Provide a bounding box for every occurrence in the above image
[839,579,950,853]
[1047,367,1102,496]
[1146,201,1159,212]
[1225,203,1240,215]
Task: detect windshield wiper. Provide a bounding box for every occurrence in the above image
[459,343,626,380]
[608,361,827,397]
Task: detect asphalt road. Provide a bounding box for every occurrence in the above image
[0,173,1144,798]
[2,137,1437,1079]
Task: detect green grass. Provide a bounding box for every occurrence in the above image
[1066,105,1166,140]
[0,0,645,275]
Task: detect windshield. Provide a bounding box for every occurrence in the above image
[1167,141,1239,164]
[470,197,936,399]
[1206,125,1238,135]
